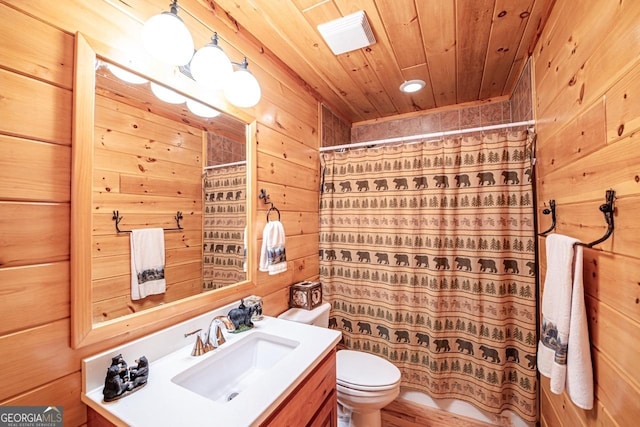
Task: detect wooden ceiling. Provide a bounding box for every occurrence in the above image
[211,0,555,124]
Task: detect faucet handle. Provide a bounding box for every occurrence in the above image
[185,329,213,356]
[184,329,202,338]
[213,320,226,346]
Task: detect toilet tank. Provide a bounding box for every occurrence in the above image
[277,302,331,327]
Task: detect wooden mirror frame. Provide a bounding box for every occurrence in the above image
[71,33,258,349]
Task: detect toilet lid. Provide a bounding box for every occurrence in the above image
[337,350,401,390]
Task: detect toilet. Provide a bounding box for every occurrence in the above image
[279,303,401,427]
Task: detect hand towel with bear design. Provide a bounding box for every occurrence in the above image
[537,233,593,409]
[259,220,287,275]
[130,228,166,300]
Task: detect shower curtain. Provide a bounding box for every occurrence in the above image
[319,130,537,422]
[203,165,246,290]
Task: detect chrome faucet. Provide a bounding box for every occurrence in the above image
[184,316,235,356]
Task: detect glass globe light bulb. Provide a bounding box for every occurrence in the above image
[224,65,261,108]
[190,35,233,90]
[107,64,148,85]
[150,82,186,104]
[142,7,194,66]
[186,99,221,118]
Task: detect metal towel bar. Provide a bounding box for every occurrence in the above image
[112,210,184,234]
[537,189,615,248]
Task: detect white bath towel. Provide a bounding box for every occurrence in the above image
[259,220,287,275]
[130,228,166,300]
[537,233,593,409]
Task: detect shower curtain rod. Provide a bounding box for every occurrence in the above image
[203,160,246,170]
[319,119,536,152]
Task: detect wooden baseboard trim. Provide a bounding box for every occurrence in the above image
[381,398,499,427]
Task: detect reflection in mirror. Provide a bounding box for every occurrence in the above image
[72,34,256,349]
[92,59,247,324]
[203,143,246,290]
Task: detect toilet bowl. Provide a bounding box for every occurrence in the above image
[278,303,401,427]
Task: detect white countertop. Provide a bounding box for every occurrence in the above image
[82,302,341,427]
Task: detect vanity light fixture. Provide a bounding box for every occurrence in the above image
[400,80,426,93]
[223,58,262,108]
[142,0,194,66]
[150,82,187,104]
[186,99,221,118]
[142,3,262,108]
[399,79,426,93]
[190,33,233,90]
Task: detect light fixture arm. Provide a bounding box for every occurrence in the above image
[231,57,250,69]
[169,0,179,15]
[209,32,221,47]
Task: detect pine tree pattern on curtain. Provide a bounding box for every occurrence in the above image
[203,165,246,290]
[319,130,537,421]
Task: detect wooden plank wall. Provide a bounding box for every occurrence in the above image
[532,1,640,426]
[91,94,204,322]
[0,0,319,425]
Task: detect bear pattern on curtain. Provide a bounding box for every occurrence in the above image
[319,130,537,422]
[203,165,246,290]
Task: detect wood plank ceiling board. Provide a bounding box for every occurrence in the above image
[480,0,535,100]
[199,0,556,123]
[270,0,381,119]
[207,0,362,121]
[455,0,495,104]
[290,0,327,11]
[301,1,398,118]
[375,0,425,70]
[501,0,555,97]
[336,0,436,116]
[417,0,457,107]
[219,0,378,121]
[368,0,436,114]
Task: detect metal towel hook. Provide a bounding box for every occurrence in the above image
[575,189,615,248]
[538,199,556,236]
[258,189,281,222]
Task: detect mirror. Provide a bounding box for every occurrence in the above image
[202,134,247,291]
[72,33,257,349]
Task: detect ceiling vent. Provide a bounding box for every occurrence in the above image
[317,11,376,55]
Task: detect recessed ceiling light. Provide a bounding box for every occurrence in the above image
[399,79,426,93]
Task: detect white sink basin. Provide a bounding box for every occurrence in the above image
[171,332,299,403]
[82,308,342,427]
